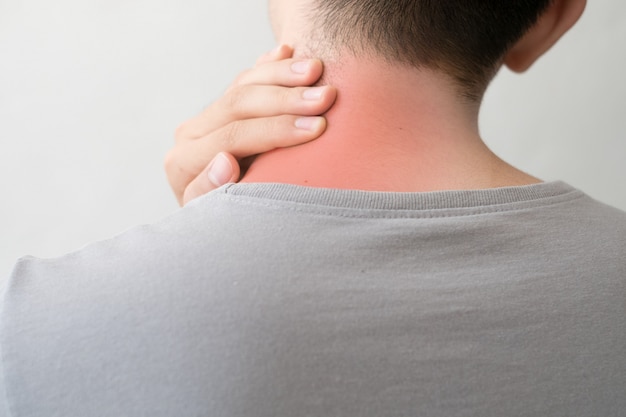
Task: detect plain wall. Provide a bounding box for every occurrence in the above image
[1,0,624,280]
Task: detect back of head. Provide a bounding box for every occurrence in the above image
[312,0,553,100]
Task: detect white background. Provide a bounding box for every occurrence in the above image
[1,0,624,280]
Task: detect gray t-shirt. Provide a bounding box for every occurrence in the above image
[1,182,625,417]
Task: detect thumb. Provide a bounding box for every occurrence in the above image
[182,152,241,206]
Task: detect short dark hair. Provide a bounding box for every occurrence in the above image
[313,0,553,100]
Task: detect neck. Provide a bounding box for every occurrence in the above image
[242,55,539,192]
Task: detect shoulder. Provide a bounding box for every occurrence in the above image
[0,191,235,360]
[0,193,251,415]
[567,195,626,242]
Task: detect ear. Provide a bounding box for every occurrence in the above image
[504,0,587,73]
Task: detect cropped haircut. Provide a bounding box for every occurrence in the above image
[312,0,553,101]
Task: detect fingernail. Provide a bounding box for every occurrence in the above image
[291,60,311,74]
[302,86,326,101]
[207,153,233,187]
[295,117,324,131]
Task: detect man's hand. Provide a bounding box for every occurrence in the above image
[164,45,337,206]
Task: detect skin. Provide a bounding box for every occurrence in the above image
[165,45,336,205]
[242,56,539,191]
[167,0,586,202]
[242,0,586,191]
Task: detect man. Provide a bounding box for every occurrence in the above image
[2,1,625,416]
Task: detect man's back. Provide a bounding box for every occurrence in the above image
[2,182,624,416]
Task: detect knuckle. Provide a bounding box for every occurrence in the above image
[223,85,247,116]
[221,122,243,148]
[262,117,288,145]
[174,121,189,142]
[163,149,180,176]
[280,87,295,105]
[233,68,252,86]
[255,119,274,140]
[163,148,194,204]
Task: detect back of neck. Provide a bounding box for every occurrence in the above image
[242,56,539,192]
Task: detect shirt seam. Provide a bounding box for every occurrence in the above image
[208,192,586,220]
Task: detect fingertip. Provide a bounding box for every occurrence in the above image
[276,44,294,59]
[311,117,328,137]
[207,152,236,187]
[292,116,327,147]
[315,117,328,136]
[300,85,337,115]
[309,58,324,79]
[323,85,338,108]
[182,152,234,206]
[256,44,294,66]
[294,59,324,84]
[295,116,327,134]
[221,152,241,183]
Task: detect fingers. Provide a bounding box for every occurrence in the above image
[166,114,328,204]
[233,58,324,88]
[175,58,327,143]
[195,84,336,140]
[167,45,337,206]
[254,44,293,66]
[182,152,241,205]
[209,114,328,159]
